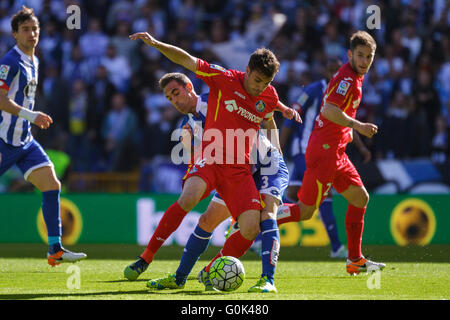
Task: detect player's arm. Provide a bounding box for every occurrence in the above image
[129,32,198,73]
[262,117,282,155]
[276,101,302,123]
[0,89,52,129]
[321,102,378,138]
[352,131,372,163]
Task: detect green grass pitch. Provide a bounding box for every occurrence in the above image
[0,244,448,300]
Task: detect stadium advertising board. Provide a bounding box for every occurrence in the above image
[0,194,448,246]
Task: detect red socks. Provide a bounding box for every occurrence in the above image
[277,203,301,225]
[205,230,253,272]
[345,204,366,260]
[141,201,188,263]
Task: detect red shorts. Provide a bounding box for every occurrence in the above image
[183,160,262,219]
[298,152,363,207]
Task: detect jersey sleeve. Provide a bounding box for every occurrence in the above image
[324,73,355,109]
[265,85,279,119]
[195,59,231,89]
[0,57,19,92]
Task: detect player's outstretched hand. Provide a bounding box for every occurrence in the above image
[277,101,302,123]
[356,122,378,138]
[34,112,53,130]
[129,32,156,46]
[286,108,302,123]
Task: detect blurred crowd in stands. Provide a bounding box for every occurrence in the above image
[0,0,448,192]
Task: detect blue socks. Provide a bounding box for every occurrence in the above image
[260,219,280,285]
[319,199,342,252]
[42,190,62,254]
[175,224,212,285]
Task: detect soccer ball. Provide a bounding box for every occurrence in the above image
[208,256,245,292]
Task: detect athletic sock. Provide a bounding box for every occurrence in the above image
[175,224,212,285]
[141,201,188,263]
[345,204,366,260]
[48,236,62,254]
[319,199,342,252]
[205,230,253,272]
[276,203,301,225]
[260,219,280,285]
[42,190,62,254]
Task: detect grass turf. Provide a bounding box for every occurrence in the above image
[0,244,448,300]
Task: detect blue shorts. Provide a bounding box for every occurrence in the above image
[0,138,52,180]
[289,153,306,187]
[212,150,289,205]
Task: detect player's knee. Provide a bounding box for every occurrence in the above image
[352,188,369,208]
[299,204,316,221]
[198,213,219,233]
[239,222,260,241]
[360,190,370,207]
[55,178,61,190]
[41,178,61,192]
[261,209,276,221]
[177,197,197,212]
[177,190,202,211]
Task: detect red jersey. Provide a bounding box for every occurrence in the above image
[195,59,279,164]
[308,62,364,156]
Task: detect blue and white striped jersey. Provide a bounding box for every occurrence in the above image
[283,79,327,157]
[0,45,39,146]
[180,92,208,149]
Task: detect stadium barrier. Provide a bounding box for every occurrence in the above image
[0,193,448,246]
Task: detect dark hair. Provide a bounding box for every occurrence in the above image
[248,48,280,78]
[159,72,191,90]
[11,5,39,33]
[349,31,376,52]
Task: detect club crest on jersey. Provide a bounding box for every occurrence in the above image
[23,79,37,99]
[255,100,266,112]
[336,80,351,96]
[0,65,10,80]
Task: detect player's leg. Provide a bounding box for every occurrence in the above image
[148,198,231,290]
[276,197,317,224]
[125,175,208,280]
[172,198,230,287]
[277,158,335,224]
[26,165,62,253]
[335,159,385,274]
[203,208,260,267]
[143,175,207,262]
[319,193,347,258]
[22,141,86,266]
[248,194,280,293]
[202,172,262,274]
